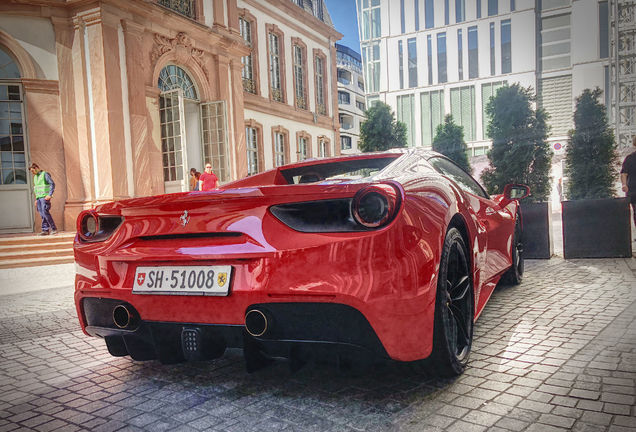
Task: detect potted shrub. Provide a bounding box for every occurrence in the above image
[562,88,632,258]
[433,115,472,173]
[481,84,553,259]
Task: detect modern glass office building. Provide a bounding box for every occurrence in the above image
[356,0,614,155]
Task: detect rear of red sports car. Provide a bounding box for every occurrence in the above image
[73,151,515,372]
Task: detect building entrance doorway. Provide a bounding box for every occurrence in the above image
[0,46,33,232]
[158,65,230,193]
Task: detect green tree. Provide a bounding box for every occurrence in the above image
[480,84,552,202]
[359,102,407,152]
[565,88,618,200]
[432,114,471,172]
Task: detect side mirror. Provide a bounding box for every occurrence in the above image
[499,184,530,208]
[504,184,530,200]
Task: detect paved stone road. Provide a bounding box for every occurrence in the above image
[0,258,635,432]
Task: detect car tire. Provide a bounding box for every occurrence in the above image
[501,211,524,286]
[429,227,474,377]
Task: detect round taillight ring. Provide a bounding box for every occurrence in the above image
[78,211,99,241]
[352,182,402,229]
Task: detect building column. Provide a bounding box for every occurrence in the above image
[122,19,160,197]
[81,8,129,202]
[218,57,247,180]
[52,16,92,229]
[226,0,239,35]
[213,0,226,30]
[145,86,164,195]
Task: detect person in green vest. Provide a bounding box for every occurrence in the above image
[29,163,57,236]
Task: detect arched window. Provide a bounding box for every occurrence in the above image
[0,47,20,79]
[158,65,198,100]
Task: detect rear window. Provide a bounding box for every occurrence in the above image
[280,156,399,184]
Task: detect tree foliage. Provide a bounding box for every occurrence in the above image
[359,102,408,152]
[564,88,618,200]
[432,114,471,172]
[480,84,552,202]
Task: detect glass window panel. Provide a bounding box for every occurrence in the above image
[12,135,23,152]
[8,86,20,101]
[437,33,447,83]
[488,0,498,16]
[599,1,609,59]
[445,0,449,25]
[501,19,511,74]
[415,0,420,31]
[490,22,496,75]
[450,86,475,141]
[157,65,198,100]
[408,38,417,88]
[468,26,478,78]
[9,102,21,119]
[425,0,434,28]
[10,122,22,135]
[0,136,9,151]
[0,86,7,101]
[427,35,433,85]
[0,119,8,135]
[458,29,464,80]
[0,103,9,119]
[399,40,404,89]
[397,95,415,146]
[456,0,465,23]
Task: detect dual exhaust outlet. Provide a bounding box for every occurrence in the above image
[112,304,269,336]
[113,304,138,329]
[245,309,269,337]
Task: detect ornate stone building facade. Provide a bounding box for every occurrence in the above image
[0,0,341,233]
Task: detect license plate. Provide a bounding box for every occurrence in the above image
[133,266,232,296]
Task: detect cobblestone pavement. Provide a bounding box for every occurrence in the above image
[0,258,635,432]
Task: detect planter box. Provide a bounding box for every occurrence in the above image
[562,197,632,259]
[520,201,552,259]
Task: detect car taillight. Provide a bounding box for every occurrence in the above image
[352,182,402,228]
[77,211,123,242]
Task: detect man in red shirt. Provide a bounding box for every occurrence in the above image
[198,163,218,191]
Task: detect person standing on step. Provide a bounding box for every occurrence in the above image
[198,162,218,191]
[29,162,57,236]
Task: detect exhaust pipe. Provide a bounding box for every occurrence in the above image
[113,304,137,329]
[245,309,268,337]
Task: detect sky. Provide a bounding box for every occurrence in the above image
[324,0,361,54]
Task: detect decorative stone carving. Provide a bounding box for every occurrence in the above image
[150,32,208,79]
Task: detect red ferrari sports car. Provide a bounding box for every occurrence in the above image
[74,149,528,376]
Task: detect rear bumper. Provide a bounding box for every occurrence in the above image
[82,297,389,363]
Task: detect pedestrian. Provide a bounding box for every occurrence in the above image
[620,136,636,229]
[29,162,58,236]
[189,167,201,191]
[198,162,218,191]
